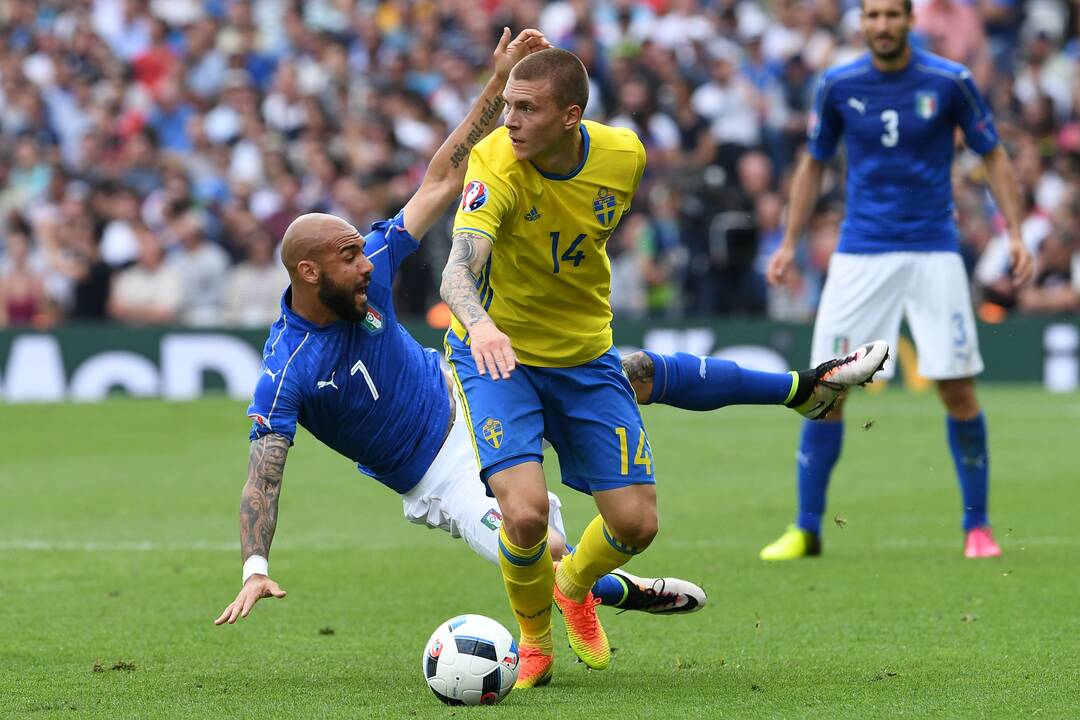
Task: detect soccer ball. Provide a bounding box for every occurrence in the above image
[422,614,519,705]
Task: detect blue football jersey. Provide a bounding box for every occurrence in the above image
[808,49,999,253]
[246,210,451,494]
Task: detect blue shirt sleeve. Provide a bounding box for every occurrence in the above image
[367,209,420,284]
[807,74,842,161]
[247,367,300,444]
[953,70,999,155]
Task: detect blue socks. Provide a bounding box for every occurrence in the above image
[643,351,796,409]
[796,419,844,535]
[947,413,989,531]
[591,573,629,607]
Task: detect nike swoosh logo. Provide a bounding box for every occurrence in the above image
[654,594,698,614]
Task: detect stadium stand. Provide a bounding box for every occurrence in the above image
[0,0,1077,329]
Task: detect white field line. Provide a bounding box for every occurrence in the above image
[0,536,1077,552]
[0,539,439,552]
[662,536,1080,550]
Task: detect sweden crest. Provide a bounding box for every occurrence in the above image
[593,188,616,226]
[481,418,504,448]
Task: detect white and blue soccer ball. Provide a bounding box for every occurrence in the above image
[422,614,519,706]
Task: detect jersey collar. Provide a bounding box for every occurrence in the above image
[531,124,590,181]
[280,286,349,334]
[866,48,920,79]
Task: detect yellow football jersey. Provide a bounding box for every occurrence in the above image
[450,120,647,367]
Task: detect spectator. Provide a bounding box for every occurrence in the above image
[108,225,181,325]
[147,79,195,153]
[0,229,48,327]
[914,0,993,88]
[262,173,305,245]
[168,211,229,326]
[1017,230,1080,313]
[608,75,681,170]
[184,17,228,101]
[691,40,761,175]
[261,64,307,139]
[61,213,113,323]
[609,215,649,320]
[221,227,289,328]
[33,182,93,315]
[3,136,52,216]
[99,184,142,268]
[665,77,716,172]
[121,128,163,198]
[0,0,1076,326]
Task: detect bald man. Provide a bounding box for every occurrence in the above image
[215,29,708,629]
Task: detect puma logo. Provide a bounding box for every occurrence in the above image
[264,367,279,381]
[848,97,866,115]
[316,371,338,390]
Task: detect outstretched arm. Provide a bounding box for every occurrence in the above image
[401,28,550,239]
[214,433,290,625]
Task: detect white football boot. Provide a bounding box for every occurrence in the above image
[791,340,889,420]
[606,569,707,615]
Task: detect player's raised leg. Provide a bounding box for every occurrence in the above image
[625,340,889,420]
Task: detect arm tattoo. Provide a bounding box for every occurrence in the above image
[440,230,491,329]
[240,433,290,562]
[449,96,505,170]
[621,351,655,384]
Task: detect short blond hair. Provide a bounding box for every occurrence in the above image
[510,48,589,110]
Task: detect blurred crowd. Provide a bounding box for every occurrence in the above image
[1,0,1078,330]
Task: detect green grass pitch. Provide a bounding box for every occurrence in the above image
[2,386,1077,719]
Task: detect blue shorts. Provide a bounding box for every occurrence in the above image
[445,335,655,496]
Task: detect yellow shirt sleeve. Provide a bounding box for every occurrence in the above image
[452,150,517,243]
[623,137,647,217]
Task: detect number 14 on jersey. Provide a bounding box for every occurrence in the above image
[551,231,586,273]
[615,426,653,476]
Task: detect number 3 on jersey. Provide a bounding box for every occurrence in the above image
[614,426,653,476]
[551,231,586,274]
[880,109,899,147]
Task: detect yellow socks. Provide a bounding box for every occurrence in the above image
[556,515,639,602]
[498,528,554,652]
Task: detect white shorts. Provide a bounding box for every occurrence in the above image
[400,398,566,565]
[811,252,983,380]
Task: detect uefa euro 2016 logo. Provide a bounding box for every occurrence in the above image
[593,188,616,226]
[461,180,488,212]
